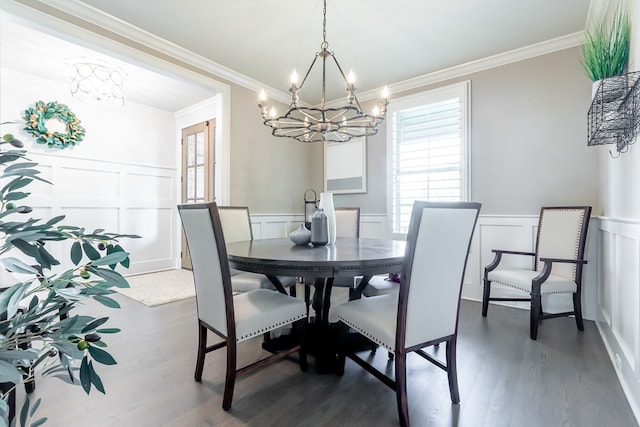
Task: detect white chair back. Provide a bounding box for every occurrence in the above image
[535,207,590,281]
[218,206,253,244]
[335,207,360,238]
[402,202,480,349]
[178,203,232,337]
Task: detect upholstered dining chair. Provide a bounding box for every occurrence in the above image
[217,206,297,294]
[334,201,481,427]
[177,202,307,410]
[482,206,592,340]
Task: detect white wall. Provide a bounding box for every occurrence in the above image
[592,0,640,422]
[1,68,179,275]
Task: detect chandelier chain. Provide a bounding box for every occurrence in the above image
[322,0,327,46]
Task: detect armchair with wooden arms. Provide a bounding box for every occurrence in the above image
[482,206,592,340]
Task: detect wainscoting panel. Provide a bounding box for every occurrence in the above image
[25,153,177,275]
[596,218,640,422]
[249,214,388,240]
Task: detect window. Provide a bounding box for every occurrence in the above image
[387,81,470,238]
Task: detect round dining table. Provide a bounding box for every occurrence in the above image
[226,236,406,373]
[226,236,405,279]
[226,237,406,323]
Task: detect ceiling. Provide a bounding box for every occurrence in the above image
[1,0,591,112]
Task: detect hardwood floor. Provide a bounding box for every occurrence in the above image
[28,294,637,427]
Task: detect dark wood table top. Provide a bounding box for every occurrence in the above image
[226,237,406,279]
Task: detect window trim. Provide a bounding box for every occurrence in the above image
[386,80,471,239]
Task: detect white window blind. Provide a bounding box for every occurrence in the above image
[387,82,470,237]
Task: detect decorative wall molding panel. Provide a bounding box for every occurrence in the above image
[596,217,640,421]
[28,153,178,275]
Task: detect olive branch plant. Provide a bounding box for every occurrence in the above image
[0,124,139,426]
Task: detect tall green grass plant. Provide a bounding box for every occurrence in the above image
[581,3,631,82]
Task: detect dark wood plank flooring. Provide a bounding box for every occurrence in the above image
[27,294,637,427]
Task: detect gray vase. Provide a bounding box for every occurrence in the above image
[289,223,311,246]
[310,209,329,246]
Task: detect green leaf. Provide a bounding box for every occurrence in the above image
[1,176,32,194]
[9,238,39,258]
[89,361,105,394]
[7,283,28,318]
[37,245,60,269]
[87,345,117,365]
[19,396,30,427]
[70,241,82,265]
[88,268,129,288]
[0,349,39,362]
[0,283,21,313]
[45,215,65,226]
[120,255,130,269]
[93,295,121,309]
[5,230,46,244]
[90,251,129,267]
[3,162,38,173]
[28,294,39,311]
[31,417,48,427]
[0,258,36,274]
[0,360,23,384]
[0,400,8,427]
[79,357,91,394]
[96,328,121,334]
[4,192,28,201]
[81,317,109,333]
[82,241,100,261]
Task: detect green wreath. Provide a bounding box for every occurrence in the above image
[23,101,86,149]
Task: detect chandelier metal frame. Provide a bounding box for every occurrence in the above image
[258,0,388,143]
[70,61,126,107]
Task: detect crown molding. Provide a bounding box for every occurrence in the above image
[11,0,584,107]
[354,32,584,104]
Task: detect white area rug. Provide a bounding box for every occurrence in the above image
[117,269,195,307]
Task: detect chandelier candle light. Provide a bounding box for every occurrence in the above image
[258,0,389,143]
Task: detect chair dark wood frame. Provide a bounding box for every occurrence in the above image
[178,202,307,410]
[336,201,481,427]
[482,206,592,340]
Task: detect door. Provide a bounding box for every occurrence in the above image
[181,119,215,269]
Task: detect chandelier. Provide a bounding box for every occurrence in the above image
[70,61,126,107]
[258,0,388,143]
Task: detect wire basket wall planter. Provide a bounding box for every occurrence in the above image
[587,71,640,157]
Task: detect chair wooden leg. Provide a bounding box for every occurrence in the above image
[530,294,542,340]
[446,338,460,404]
[336,323,348,376]
[394,352,409,427]
[482,278,491,317]
[194,323,207,381]
[304,284,311,319]
[222,340,237,411]
[295,319,308,372]
[573,292,584,331]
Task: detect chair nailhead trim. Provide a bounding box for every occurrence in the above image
[237,313,306,341]
[493,281,576,295]
[337,317,394,354]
